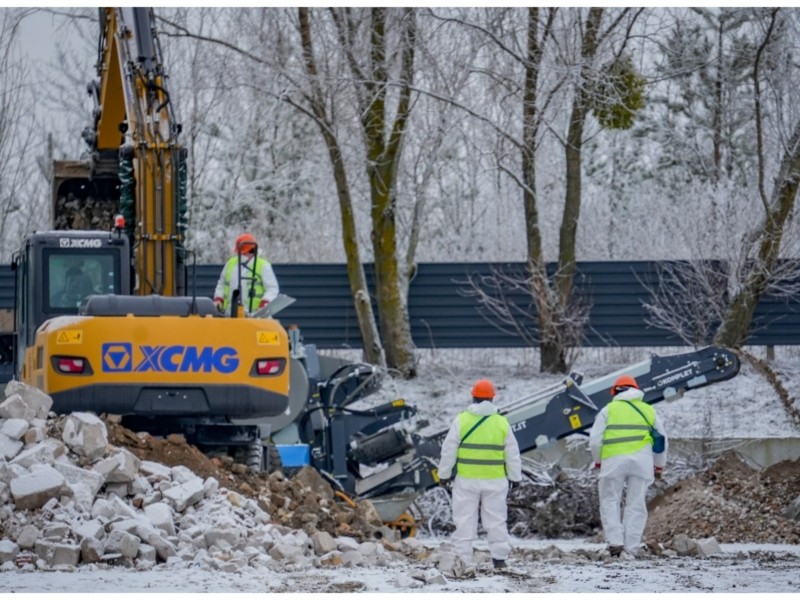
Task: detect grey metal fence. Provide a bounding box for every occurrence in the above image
[2,261,799,349]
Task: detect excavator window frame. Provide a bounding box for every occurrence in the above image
[42,247,123,315]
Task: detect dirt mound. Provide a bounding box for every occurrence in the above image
[645,451,800,544]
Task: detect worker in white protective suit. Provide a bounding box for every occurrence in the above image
[589,374,668,559]
[213,233,279,316]
[437,379,522,570]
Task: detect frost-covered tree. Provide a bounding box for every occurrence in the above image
[0,9,42,261]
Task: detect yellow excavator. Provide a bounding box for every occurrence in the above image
[8,8,384,470]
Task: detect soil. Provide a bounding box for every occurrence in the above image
[645,452,800,544]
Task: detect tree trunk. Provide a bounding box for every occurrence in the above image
[715,121,800,347]
[298,7,385,366]
[541,7,603,373]
[360,8,418,378]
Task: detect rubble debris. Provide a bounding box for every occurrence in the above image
[1,379,799,580]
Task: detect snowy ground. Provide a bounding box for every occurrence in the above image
[3,345,800,594]
[3,539,799,593]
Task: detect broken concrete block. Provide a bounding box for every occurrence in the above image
[162,478,205,512]
[336,536,360,552]
[23,427,44,445]
[672,534,698,556]
[140,460,173,481]
[80,537,103,563]
[105,483,128,497]
[311,531,337,555]
[34,538,57,565]
[54,462,105,497]
[73,519,105,542]
[203,477,219,498]
[44,438,67,460]
[62,412,108,462]
[103,530,140,559]
[139,529,177,562]
[0,539,20,564]
[108,495,138,520]
[93,450,138,485]
[106,449,141,483]
[268,542,305,562]
[170,465,198,484]
[696,537,723,557]
[16,524,40,549]
[358,541,379,557]
[4,381,53,419]
[203,527,243,550]
[137,543,157,563]
[9,465,69,510]
[0,394,36,422]
[129,475,152,496]
[143,502,176,536]
[0,433,22,460]
[1,418,29,440]
[11,442,55,469]
[52,543,81,568]
[91,497,116,521]
[43,523,70,540]
[340,550,364,567]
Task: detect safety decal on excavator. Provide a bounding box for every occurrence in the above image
[56,330,83,344]
[257,332,280,345]
[569,414,582,429]
[101,343,240,373]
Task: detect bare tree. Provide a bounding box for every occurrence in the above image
[0,9,39,261]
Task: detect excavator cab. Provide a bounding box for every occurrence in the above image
[12,229,130,387]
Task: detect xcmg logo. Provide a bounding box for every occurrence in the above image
[101,343,240,373]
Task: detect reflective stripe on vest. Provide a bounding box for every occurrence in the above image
[601,399,655,460]
[456,412,509,479]
[223,256,268,312]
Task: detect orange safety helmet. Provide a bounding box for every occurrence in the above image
[234,233,257,255]
[471,379,496,400]
[610,374,639,396]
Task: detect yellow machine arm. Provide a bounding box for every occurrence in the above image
[89,7,184,297]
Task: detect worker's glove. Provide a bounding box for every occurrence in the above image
[258,299,269,309]
[594,462,601,470]
[439,478,452,492]
[508,480,522,492]
[213,297,224,312]
[654,466,664,480]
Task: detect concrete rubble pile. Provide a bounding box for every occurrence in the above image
[0,381,465,583]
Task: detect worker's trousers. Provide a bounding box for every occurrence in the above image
[451,477,510,564]
[598,472,649,552]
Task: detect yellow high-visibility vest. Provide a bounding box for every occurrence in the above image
[601,399,655,459]
[223,256,269,312]
[456,412,509,479]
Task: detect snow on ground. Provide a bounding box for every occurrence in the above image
[3,539,799,593]
[3,345,800,594]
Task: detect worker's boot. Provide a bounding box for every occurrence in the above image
[608,545,624,558]
[492,558,507,570]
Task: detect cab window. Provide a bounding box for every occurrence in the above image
[45,250,119,313]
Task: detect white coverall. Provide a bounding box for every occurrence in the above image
[588,387,669,553]
[438,400,522,565]
[214,254,279,316]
